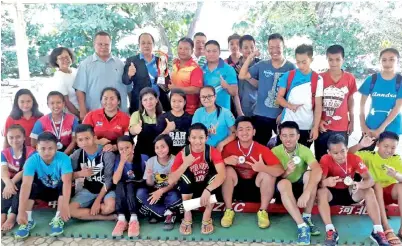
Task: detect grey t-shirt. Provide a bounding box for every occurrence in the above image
[143,155,175,188]
[248,60,295,118]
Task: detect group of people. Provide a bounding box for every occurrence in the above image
[1,30,402,246]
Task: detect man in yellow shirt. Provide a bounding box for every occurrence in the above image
[349,131,402,245]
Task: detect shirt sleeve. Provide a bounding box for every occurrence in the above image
[122,113,130,134]
[315,75,324,97]
[129,111,140,127]
[278,71,289,89]
[320,156,329,177]
[221,144,231,159]
[70,149,81,172]
[171,151,184,172]
[211,148,224,165]
[300,145,318,166]
[225,66,238,85]
[103,152,116,190]
[353,155,368,175]
[358,76,372,96]
[82,111,94,126]
[73,63,88,93]
[191,110,201,124]
[261,146,281,166]
[190,67,204,88]
[248,62,260,80]
[1,152,7,166]
[23,155,36,176]
[30,120,44,139]
[61,154,73,175]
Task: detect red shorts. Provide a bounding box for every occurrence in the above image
[383,184,397,205]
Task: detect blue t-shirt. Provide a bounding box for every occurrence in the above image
[278,69,324,130]
[359,73,402,135]
[249,60,296,118]
[192,107,235,147]
[202,59,238,110]
[140,53,159,96]
[113,156,143,182]
[23,152,73,188]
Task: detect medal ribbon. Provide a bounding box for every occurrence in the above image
[237,141,254,157]
[51,114,64,141]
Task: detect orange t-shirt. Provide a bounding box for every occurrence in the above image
[171,58,203,115]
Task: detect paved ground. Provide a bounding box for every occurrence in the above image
[1,236,302,246]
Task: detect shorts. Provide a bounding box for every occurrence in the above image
[29,180,64,202]
[383,184,397,205]
[233,175,261,202]
[71,188,116,208]
[178,168,217,198]
[274,175,305,203]
[328,187,356,206]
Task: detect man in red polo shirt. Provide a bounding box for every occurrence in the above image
[169,37,203,115]
[220,116,284,229]
[317,134,388,246]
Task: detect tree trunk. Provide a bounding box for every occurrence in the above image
[186,1,204,38]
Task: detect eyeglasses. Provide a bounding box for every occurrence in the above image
[200,95,215,100]
[57,56,71,61]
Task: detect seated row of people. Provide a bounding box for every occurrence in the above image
[2,117,401,246]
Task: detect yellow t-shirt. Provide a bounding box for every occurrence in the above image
[356,151,402,187]
[129,111,157,127]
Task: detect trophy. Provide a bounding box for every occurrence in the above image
[155,46,170,91]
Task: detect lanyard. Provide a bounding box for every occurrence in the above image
[237,141,254,157]
[51,115,64,140]
[335,158,348,176]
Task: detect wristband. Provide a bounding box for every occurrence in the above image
[205,188,212,193]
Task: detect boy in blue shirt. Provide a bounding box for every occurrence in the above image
[359,48,402,150]
[15,132,73,239]
[202,40,239,111]
[276,44,323,148]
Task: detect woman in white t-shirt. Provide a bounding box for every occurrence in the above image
[49,47,80,117]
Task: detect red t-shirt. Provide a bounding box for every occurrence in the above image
[171,147,223,182]
[3,116,40,146]
[320,153,368,189]
[222,140,281,179]
[83,109,130,143]
[171,58,203,115]
[320,71,357,131]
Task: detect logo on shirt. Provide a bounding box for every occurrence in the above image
[189,162,210,182]
[96,121,103,126]
[323,86,349,121]
[114,125,122,130]
[359,162,366,170]
[169,131,186,147]
[127,170,135,179]
[40,174,59,188]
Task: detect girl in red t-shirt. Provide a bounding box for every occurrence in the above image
[3,89,43,149]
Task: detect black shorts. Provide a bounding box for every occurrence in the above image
[178,169,218,198]
[29,180,68,202]
[328,187,356,206]
[274,176,305,203]
[233,175,261,202]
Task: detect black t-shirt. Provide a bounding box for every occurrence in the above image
[156,111,192,155]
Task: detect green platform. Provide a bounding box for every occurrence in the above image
[3,210,401,244]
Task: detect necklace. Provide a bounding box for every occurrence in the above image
[283,144,301,164]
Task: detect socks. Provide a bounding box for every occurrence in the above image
[118,214,126,222]
[302,213,311,219]
[297,223,307,228]
[326,224,335,232]
[54,211,60,219]
[27,211,33,221]
[164,209,173,216]
[130,214,138,222]
[373,225,384,233]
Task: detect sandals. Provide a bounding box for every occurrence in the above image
[201,219,214,235]
[179,219,192,235]
[386,229,402,246]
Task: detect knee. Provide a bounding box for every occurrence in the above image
[277,179,291,193]
[363,187,376,198]
[256,172,274,187]
[101,200,115,215]
[136,188,149,202]
[224,167,237,182]
[69,203,81,215]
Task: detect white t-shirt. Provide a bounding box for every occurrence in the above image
[53,68,79,112]
[279,70,324,130]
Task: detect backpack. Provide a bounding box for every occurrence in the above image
[369,73,402,94]
[183,144,213,168]
[286,69,320,108]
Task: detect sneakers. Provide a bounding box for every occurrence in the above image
[370,231,390,246]
[112,220,128,237]
[128,220,140,237]
[14,220,36,239]
[221,209,235,228]
[163,213,176,231]
[49,217,65,237]
[257,210,270,229]
[303,217,320,236]
[324,230,339,246]
[297,225,311,245]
